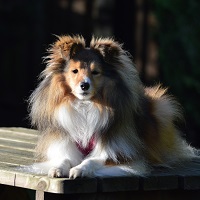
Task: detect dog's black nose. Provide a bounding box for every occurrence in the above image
[80,82,90,91]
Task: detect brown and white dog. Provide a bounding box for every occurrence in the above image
[29,35,196,178]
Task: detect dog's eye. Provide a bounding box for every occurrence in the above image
[72,69,78,74]
[91,70,100,75]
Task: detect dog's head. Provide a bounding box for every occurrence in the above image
[43,35,126,101]
[64,47,104,100]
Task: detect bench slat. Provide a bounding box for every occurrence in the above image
[0,145,34,157]
[0,138,36,150]
[0,127,39,136]
[0,153,34,166]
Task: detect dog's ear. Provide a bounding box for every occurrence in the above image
[69,43,84,58]
[51,35,86,61]
[90,37,122,63]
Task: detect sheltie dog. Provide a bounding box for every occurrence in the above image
[29,35,196,178]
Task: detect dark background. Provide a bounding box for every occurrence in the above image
[0,0,200,148]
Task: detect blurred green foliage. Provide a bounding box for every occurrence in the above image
[154,0,200,146]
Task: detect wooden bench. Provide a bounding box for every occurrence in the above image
[0,127,200,200]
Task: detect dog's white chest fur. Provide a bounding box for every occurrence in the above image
[56,100,109,147]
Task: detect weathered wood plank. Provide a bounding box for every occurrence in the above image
[61,178,97,194]
[0,146,33,158]
[0,170,16,186]
[0,130,38,143]
[0,138,36,150]
[141,175,179,190]
[0,145,34,157]
[0,127,39,136]
[0,167,98,194]
[97,177,139,192]
[0,152,34,161]
[0,163,26,170]
[0,153,34,166]
[0,134,37,144]
[179,175,200,190]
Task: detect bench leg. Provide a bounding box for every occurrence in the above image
[36,191,57,200]
[36,190,66,200]
[36,191,44,200]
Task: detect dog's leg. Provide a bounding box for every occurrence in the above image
[69,158,149,178]
[94,160,149,177]
[47,158,71,178]
[35,138,83,178]
[69,157,106,178]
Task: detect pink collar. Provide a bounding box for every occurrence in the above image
[76,137,96,157]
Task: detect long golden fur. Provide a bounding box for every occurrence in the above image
[29,35,196,178]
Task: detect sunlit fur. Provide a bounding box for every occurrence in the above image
[29,35,196,178]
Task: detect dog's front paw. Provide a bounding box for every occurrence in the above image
[69,165,95,179]
[48,166,70,178]
[69,159,104,179]
[48,167,64,178]
[48,161,71,178]
[69,166,82,179]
